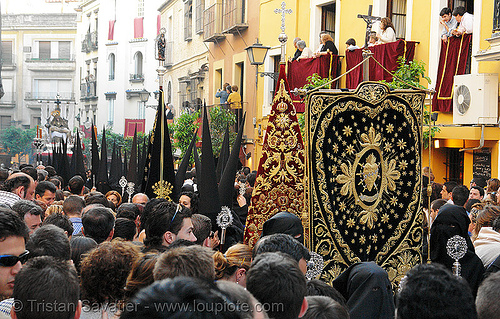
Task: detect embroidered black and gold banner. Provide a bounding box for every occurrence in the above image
[307,82,425,286]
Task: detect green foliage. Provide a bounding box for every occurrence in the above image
[297,113,306,142]
[423,108,441,149]
[0,126,36,157]
[171,111,201,163]
[301,73,333,90]
[382,57,431,90]
[208,106,236,157]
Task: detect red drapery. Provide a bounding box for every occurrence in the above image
[432,34,472,113]
[345,40,417,89]
[287,54,339,112]
[134,17,144,39]
[157,15,161,35]
[108,20,115,41]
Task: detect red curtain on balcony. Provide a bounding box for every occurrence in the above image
[287,54,339,112]
[157,14,161,35]
[108,20,115,41]
[134,17,144,39]
[345,40,417,89]
[432,34,472,113]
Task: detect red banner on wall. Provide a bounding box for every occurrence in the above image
[134,17,144,39]
[124,119,145,137]
[432,34,472,113]
[345,40,417,89]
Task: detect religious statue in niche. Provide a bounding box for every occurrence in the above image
[45,109,71,143]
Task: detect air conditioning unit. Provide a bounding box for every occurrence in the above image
[453,74,498,125]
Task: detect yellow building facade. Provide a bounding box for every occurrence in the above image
[249,0,500,186]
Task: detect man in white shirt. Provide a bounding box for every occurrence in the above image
[452,6,473,35]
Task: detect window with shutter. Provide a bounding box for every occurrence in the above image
[39,41,51,60]
[58,41,71,60]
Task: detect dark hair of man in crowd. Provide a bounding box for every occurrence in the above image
[63,195,85,217]
[43,212,74,237]
[11,256,81,319]
[81,206,115,244]
[70,236,97,274]
[44,166,56,177]
[68,175,85,195]
[54,189,64,201]
[84,191,110,207]
[20,166,38,182]
[440,7,452,16]
[217,281,263,319]
[36,170,47,182]
[140,198,167,231]
[306,279,347,307]
[0,207,29,242]
[1,174,31,194]
[117,203,141,220]
[49,177,61,189]
[443,181,458,193]
[35,180,57,198]
[303,296,349,319]
[167,238,197,250]
[452,185,470,207]
[144,201,192,247]
[253,233,310,262]
[11,200,44,220]
[242,167,251,176]
[153,245,215,282]
[452,6,467,17]
[247,252,307,319]
[476,271,500,319]
[246,172,257,187]
[431,198,448,212]
[80,240,140,306]
[26,224,71,261]
[191,214,211,245]
[121,276,245,319]
[113,218,137,241]
[396,263,476,319]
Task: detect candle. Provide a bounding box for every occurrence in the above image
[36,125,39,138]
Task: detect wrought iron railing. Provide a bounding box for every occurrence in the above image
[203,2,224,41]
[222,0,245,31]
[81,31,98,53]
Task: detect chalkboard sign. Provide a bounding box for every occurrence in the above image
[473,149,491,180]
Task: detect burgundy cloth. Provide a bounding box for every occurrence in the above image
[134,17,144,39]
[432,34,472,113]
[344,40,417,89]
[346,49,363,89]
[108,20,115,41]
[287,54,339,91]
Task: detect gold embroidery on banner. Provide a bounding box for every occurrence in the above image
[245,76,307,247]
[306,82,424,288]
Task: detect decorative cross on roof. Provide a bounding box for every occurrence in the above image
[274,2,292,33]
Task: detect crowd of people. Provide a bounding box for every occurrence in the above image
[0,160,499,319]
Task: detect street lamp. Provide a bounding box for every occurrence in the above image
[245,42,278,86]
[139,90,150,103]
[245,42,270,66]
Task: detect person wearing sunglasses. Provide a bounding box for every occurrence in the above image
[0,208,30,302]
[143,202,196,252]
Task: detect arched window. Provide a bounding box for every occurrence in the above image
[108,53,115,81]
[134,51,143,77]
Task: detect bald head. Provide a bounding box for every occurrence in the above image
[132,193,149,206]
[4,172,36,200]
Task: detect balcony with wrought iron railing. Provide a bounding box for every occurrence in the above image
[81,31,98,53]
[80,81,98,101]
[203,2,225,43]
[26,54,76,71]
[129,73,145,83]
[25,92,75,101]
[222,0,247,33]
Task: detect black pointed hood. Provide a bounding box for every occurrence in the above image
[91,124,100,187]
[74,130,86,179]
[175,129,198,201]
[108,142,121,191]
[141,89,176,199]
[216,125,230,183]
[198,103,220,226]
[96,127,110,194]
[218,113,246,208]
